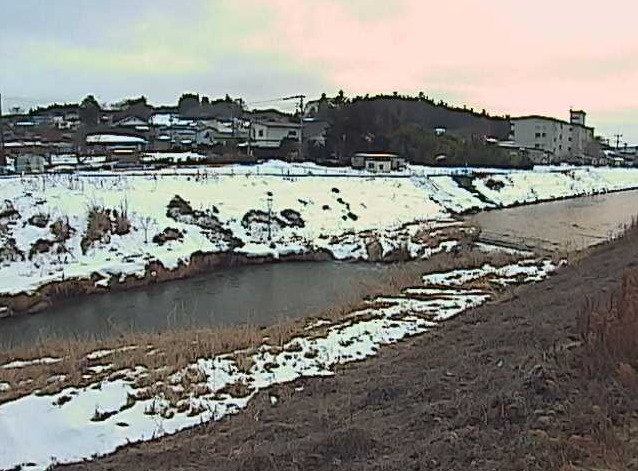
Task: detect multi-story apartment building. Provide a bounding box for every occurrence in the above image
[509,110,595,162]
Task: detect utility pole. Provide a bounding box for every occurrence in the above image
[266,193,273,241]
[282,94,306,161]
[247,116,253,157]
[0,93,5,168]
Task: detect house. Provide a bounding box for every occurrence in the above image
[350,153,406,172]
[497,141,551,165]
[114,116,150,132]
[250,121,301,149]
[2,140,47,158]
[85,133,147,161]
[509,109,595,161]
[15,154,46,173]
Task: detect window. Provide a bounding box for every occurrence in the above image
[258,130,264,137]
[289,130,297,137]
[568,137,572,141]
[535,132,541,138]
[568,147,572,152]
[535,143,540,148]
[559,145,562,150]
[542,132,546,137]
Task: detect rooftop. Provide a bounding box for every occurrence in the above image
[353,153,401,159]
[511,115,594,130]
[86,134,147,145]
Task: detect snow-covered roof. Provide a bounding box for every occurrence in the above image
[353,153,401,159]
[115,116,148,127]
[149,114,195,127]
[86,134,147,145]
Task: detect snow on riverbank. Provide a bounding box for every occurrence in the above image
[0,256,558,471]
[0,162,636,297]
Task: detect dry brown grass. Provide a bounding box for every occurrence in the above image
[579,268,638,375]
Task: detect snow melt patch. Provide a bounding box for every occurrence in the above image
[0,357,63,370]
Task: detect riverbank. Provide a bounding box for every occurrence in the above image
[1,162,637,317]
[52,210,638,470]
[0,241,555,470]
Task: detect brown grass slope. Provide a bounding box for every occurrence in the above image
[56,233,638,470]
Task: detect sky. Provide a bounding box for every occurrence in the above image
[1,0,637,143]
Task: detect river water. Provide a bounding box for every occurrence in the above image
[2,189,638,348]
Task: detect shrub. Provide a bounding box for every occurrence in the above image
[484,178,505,191]
[0,238,25,262]
[28,213,50,228]
[50,217,74,242]
[152,227,184,246]
[28,239,55,260]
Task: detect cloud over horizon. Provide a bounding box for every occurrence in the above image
[1,0,637,141]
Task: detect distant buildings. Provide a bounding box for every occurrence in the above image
[509,109,596,163]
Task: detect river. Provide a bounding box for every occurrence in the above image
[2,189,638,348]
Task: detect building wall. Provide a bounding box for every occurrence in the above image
[366,160,392,172]
[510,116,594,161]
[251,123,300,149]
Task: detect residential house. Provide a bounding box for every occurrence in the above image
[85,133,147,161]
[113,116,150,132]
[496,141,551,165]
[250,121,301,149]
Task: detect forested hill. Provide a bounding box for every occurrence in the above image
[309,93,516,167]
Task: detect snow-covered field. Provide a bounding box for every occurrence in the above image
[0,253,559,471]
[0,161,636,298]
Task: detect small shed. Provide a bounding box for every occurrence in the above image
[15,154,46,173]
[351,153,406,173]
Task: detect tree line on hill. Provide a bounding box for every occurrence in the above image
[306,91,526,168]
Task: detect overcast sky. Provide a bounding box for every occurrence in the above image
[1,0,637,143]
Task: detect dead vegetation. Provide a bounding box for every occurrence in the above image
[0,238,25,262]
[579,268,638,377]
[81,205,131,254]
[167,195,242,248]
[27,213,50,228]
[0,200,20,221]
[152,227,184,246]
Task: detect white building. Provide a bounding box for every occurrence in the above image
[509,110,595,162]
[250,121,301,149]
[351,153,407,172]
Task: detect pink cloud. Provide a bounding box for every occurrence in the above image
[239,0,638,118]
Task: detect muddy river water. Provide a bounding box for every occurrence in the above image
[2,189,638,347]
